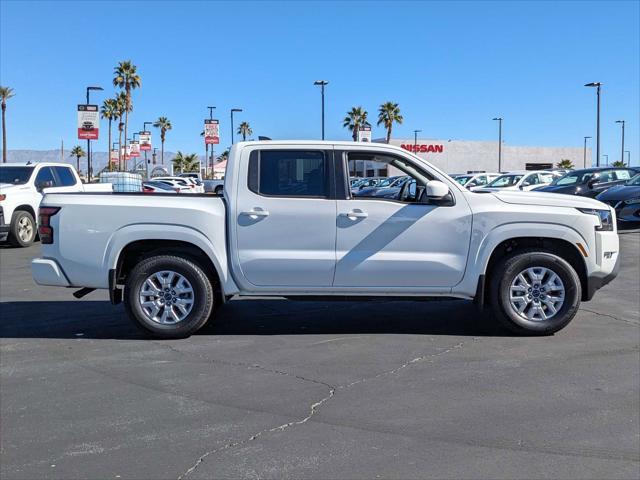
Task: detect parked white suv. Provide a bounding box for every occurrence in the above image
[32,141,619,338]
[0,162,111,246]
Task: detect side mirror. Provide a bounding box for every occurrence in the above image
[587,178,598,189]
[426,180,450,199]
[36,180,53,191]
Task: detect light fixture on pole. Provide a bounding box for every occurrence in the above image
[413,130,421,153]
[492,117,503,172]
[584,82,602,166]
[615,120,625,165]
[313,80,329,140]
[230,108,243,144]
[85,86,103,182]
[583,136,591,168]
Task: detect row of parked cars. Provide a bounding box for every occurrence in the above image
[142,175,225,195]
[349,165,640,223]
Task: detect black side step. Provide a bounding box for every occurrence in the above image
[73,287,96,299]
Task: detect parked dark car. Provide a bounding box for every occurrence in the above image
[596,173,640,222]
[370,176,412,199]
[354,176,402,197]
[535,167,639,198]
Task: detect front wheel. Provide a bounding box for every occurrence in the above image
[489,251,582,335]
[124,255,215,338]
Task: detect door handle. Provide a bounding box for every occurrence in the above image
[342,210,368,219]
[240,209,270,217]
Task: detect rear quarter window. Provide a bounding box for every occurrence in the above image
[53,167,78,186]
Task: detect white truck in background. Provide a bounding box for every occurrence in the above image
[0,162,111,247]
[32,141,620,338]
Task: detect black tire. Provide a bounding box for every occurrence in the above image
[488,250,581,335]
[214,185,223,195]
[124,255,215,338]
[9,210,36,247]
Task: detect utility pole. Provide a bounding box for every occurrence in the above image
[493,117,503,172]
[585,82,602,166]
[313,80,329,140]
[615,120,625,164]
[583,136,591,168]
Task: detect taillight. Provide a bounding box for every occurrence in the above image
[174,188,180,193]
[142,186,154,193]
[38,207,60,244]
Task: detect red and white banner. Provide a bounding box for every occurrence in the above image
[77,105,99,140]
[204,119,220,145]
[130,141,140,157]
[109,149,119,164]
[139,131,152,151]
[121,146,131,160]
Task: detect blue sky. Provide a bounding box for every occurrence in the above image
[1,0,638,164]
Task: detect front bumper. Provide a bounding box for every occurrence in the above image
[32,258,71,287]
[585,250,621,301]
[0,206,9,242]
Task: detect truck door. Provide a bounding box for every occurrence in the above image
[334,150,472,289]
[234,147,337,288]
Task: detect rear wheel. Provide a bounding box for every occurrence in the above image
[124,255,214,338]
[214,185,223,195]
[489,250,581,335]
[9,210,36,247]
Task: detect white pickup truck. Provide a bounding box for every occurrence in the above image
[0,162,111,247]
[32,141,620,338]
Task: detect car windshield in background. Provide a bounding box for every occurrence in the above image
[0,166,35,185]
[455,175,472,185]
[375,177,396,187]
[552,172,593,186]
[626,173,640,186]
[487,174,523,187]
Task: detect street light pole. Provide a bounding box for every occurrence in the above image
[583,136,591,168]
[85,86,103,182]
[413,129,421,154]
[493,117,503,172]
[152,147,158,167]
[624,150,631,166]
[603,154,608,166]
[313,80,329,140]
[585,82,602,166]
[207,106,216,178]
[143,121,153,179]
[615,120,625,165]
[230,108,242,144]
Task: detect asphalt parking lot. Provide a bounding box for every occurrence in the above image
[1,232,639,480]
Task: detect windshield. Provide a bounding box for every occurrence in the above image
[0,166,35,185]
[454,175,472,186]
[552,171,593,186]
[487,174,523,188]
[376,177,397,187]
[626,173,640,186]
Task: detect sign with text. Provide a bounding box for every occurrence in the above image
[204,119,220,145]
[109,149,119,164]
[357,125,372,142]
[77,105,99,140]
[130,141,140,157]
[400,144,444,153]
[139,131,152,151]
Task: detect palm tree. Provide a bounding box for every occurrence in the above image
[237,121,253,141]
[113,60,141,169]
[556,159,574,169]
[70,146,86,175]
[153,116,172,164]
[343,106,370,141]
[1,86,15,163]
[611,160,626,167]
[217,149,229,163]
[172,151,199,173]
[377,102,403,144]
[114,92,128,170]
[101,98,118,171]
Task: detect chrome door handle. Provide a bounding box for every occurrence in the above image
[342,210,368,219]
[241,209,270,217]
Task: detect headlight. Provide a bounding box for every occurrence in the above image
[577,208,614,231]
[624,198,640,205]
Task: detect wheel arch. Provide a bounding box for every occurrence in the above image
[483,236,588,303]
[12,204,37,222]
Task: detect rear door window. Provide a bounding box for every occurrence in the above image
[53,167,78,186]
[248,150,328,197]
[34,167,57,187]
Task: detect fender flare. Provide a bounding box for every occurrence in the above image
[102,223,236,296]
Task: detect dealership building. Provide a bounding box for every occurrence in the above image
[363,137,590,175]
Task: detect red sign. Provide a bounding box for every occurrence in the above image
[139,131,152,151]
[77,105,99,140]
[401,144,444,153]
[204,119,219,145]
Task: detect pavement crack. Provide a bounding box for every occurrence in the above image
[580,307,639,326]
